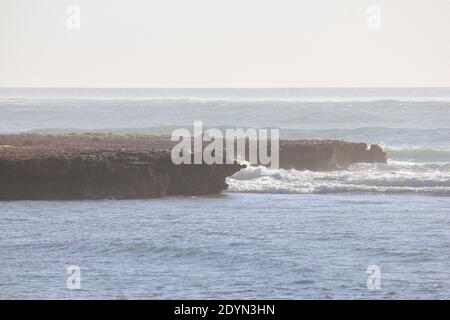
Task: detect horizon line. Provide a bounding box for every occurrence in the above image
[1,86,450,89]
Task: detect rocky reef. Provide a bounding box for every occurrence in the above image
[235,138,386,170]
[277,139,387,171]
[0,134,387,200]
[0,135,244,200]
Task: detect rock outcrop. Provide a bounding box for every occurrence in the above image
[0,134,387,200]
[0,151,245,200]
[277,139,387,171]
[232,138,387,170]
[0,135,244,200]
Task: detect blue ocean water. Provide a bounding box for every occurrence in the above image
[0,194,449,299]
[0,88,449,299]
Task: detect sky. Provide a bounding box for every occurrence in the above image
[0,0,449,87]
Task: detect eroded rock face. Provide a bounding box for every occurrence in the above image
[278,140,387,171]
[236,139,387,171]
[0,151,244,200]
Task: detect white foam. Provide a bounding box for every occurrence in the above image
[227,162,450,196]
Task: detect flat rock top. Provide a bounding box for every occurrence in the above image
[0,134,175,159]
[0,134,366,160]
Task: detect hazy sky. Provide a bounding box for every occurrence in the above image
[1,0,449,87]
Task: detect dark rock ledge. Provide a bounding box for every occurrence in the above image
[0,134,386,200]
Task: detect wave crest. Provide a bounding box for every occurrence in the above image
[227,162,450,196]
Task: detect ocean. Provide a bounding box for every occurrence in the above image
[0,87,449,299]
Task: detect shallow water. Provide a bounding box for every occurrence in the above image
[1,193,449,299]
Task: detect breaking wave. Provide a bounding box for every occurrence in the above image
[227,161,450,196]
